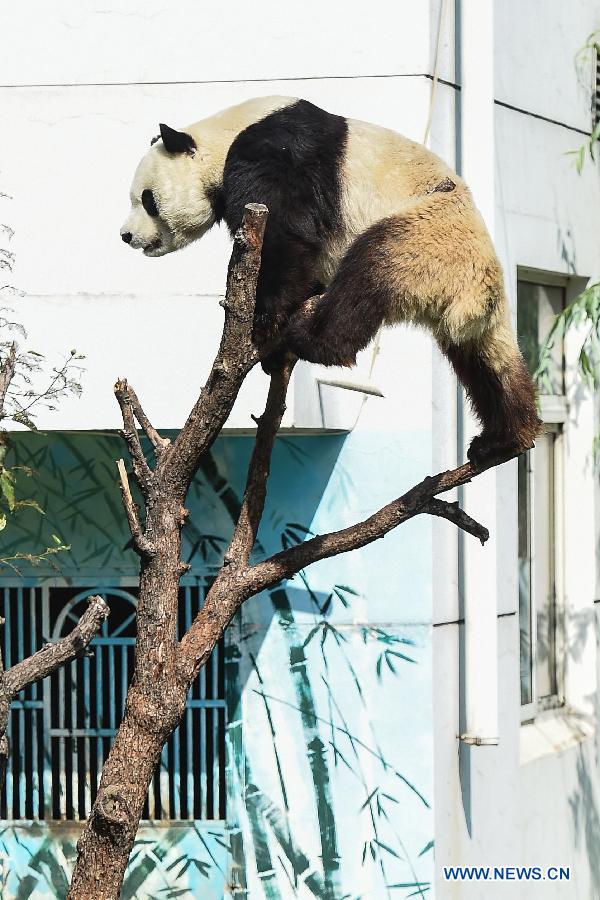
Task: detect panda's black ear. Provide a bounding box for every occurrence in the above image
[159,123,196,155]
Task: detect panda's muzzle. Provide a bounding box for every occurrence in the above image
[142,239,163,256]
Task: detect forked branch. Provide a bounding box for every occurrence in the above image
[240,457,499,597]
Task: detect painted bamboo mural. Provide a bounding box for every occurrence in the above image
[0,431,434,898]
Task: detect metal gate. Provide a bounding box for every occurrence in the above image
[0,581,226,823]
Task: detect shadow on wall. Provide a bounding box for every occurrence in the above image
[566,609,600,900]
[569,744,600,900]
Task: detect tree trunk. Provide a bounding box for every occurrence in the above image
[68,692,184,897]
[69,492,189,898]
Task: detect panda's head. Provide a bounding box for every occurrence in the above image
[120,123,220,257]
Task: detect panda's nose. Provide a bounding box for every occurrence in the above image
[121,232,133,244]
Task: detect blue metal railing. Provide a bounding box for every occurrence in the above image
[0,581,226,822]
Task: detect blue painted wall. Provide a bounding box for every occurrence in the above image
[1,429,434,898]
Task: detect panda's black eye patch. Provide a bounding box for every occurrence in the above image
[141,189,159,217]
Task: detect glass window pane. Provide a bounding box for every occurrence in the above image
[517,281,539,377]
[533,432,557,701]
[517,281,565,394]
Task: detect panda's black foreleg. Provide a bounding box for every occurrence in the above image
[252,237,325,374]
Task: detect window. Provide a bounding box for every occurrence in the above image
[517,277,565,721]
[0,581,226,822]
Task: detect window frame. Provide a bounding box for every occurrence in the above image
[519,424,566,723]
[517,271,567,725]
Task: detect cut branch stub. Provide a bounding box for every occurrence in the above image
[116,459,155,558]
[95,784,131,830]
[114,379,153,495]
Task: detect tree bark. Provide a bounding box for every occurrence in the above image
[68,203,530,898]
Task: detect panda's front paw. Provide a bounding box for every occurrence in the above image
[261,349,287,375]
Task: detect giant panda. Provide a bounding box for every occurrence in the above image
[120,96,541,465]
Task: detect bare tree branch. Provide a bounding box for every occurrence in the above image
[239,453,513,598]
[115,379,153,493]
[0,631,10,786]
[223,355,296,568]
[116,458,156,557]
[3,595,109,697]
[178,449,513,679]
[115,380,170,466]
[158,203,267,494]
[422,497,489,544]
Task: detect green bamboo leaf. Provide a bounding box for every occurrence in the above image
[286,521,314,534]
[176,859,191,878]
[330,742,354,772]
[192,858,212,877]
[387,650,417,664]
[387,882,431,890]
[373,838,402,859]
[320,593,333,615]
[419,839,434,856]
[333,588,350,608]
[334,584,359,596]
[359,788,378,811]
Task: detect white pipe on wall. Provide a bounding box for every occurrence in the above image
[459,0,499,746]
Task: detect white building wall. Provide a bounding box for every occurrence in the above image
[433,2,600,897]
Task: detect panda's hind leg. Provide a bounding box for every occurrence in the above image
[443,319,542,466]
